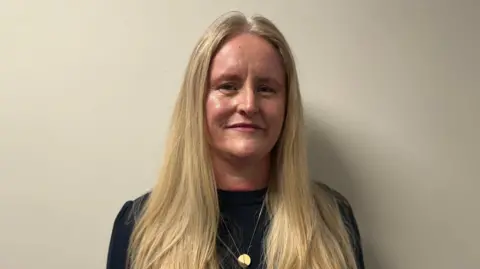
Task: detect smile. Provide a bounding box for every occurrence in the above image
[227,123,263,132]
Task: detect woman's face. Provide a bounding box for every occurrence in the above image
[206,33,286,160]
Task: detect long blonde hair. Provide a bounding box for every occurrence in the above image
[128,11,358,269]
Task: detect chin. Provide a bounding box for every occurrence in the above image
[230,151,260,159]
[227,145,267,160]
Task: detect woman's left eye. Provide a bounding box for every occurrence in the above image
[258,85,275,93]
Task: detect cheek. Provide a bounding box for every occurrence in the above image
[205,94,231,130]
[264,99,286,129]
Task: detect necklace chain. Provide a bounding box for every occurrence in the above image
[217,200,266,268]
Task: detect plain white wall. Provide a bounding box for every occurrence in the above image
[1,1,479,269]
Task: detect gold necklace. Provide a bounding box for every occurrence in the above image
[218,201,266,268]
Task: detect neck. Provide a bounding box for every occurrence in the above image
[212,154,270,191]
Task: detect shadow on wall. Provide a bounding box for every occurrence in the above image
[304,113,382,269]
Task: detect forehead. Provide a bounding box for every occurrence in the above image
[209,33,285,82]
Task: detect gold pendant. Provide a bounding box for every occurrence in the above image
[237,254,251,268]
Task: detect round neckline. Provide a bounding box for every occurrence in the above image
[217,187,267,206]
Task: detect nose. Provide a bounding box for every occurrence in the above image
[237,85,259,116]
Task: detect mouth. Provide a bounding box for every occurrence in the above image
[227,123,263,131]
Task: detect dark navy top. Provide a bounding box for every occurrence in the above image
[106,186,365,269]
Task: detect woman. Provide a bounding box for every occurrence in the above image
[107,11,364,269]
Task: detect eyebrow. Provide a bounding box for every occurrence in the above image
[210,73,243,85]
[255,76,284,88]
[210,72,284,88]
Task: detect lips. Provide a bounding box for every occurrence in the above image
[227,123,262,130]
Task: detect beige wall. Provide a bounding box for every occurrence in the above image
[1,1,479,268]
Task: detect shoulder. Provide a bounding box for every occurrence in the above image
[111,193,151,230]
[312,181,355,220]
[312,182,365,269]
[106,193,151,269]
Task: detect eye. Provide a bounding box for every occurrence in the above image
[218,83,238,91]
[258,85,275,93]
